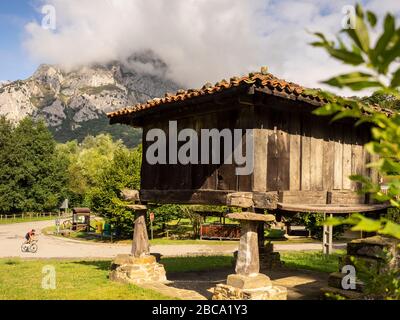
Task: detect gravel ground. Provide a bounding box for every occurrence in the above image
[0,220,345,259]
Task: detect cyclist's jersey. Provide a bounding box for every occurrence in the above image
[25,231,35,240]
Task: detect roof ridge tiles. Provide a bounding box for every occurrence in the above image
[108,67,385,120]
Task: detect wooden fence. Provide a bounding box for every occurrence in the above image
[0,212,68,221]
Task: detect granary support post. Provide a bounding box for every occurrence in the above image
[235,219,260,275]
[212,212,287,300]
[323,213,333,255]
[109,190,167,285]
[130,205,150,257]
[254,207,265,249]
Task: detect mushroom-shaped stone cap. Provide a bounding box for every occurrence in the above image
[226,212,275,222]
[120,189,140,202]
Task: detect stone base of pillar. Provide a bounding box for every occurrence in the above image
[322,235,399,299]
[109,254,167,285]
[260,243,284,270]
[233,245,284,271]
[212,273,287,300]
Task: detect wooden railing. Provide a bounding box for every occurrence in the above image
[0,212,69,221]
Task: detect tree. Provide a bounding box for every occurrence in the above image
[360,93,400,111]
[309,3,400,240]
[57,134,128,206]
[151,204,182,234]
[0,117,68,213]
[308,2,400,300]
[88,144,142,237]
[0,117,14,213]
[292,213,345,240]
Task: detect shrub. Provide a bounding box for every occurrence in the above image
[294,213,345,240]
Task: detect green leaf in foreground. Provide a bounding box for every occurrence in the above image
[351,215,382,232]
[324,214,400,240]
[379,220,400,238]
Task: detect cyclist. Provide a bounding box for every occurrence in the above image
[25,229,36,244]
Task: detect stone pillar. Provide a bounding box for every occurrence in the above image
[212,212,287,300]
[236,220,260,275]
[131,208,150,257]
[254,207,265,249]
[109,204,167,285]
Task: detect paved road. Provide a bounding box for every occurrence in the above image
[0,220,345,259]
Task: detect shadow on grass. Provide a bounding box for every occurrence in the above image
[72,260,112,271]
[3,258,22,265]
[167,267,232,299]
[162,255,234,273]
[71,255,235,274]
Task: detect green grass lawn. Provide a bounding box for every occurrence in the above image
[0,255,234,300]
[0,250,341,300]
[280,250,344,273]
[0,251,340,300]
[0,258,169,300]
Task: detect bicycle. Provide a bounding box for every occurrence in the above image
[21,239,38,253]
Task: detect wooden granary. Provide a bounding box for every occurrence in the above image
[107,69,389,216]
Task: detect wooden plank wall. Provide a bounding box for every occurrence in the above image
[236,107,254,191]
[266,111,371,193]
[300,113,311,190]
[140,102,372,197]
[141,104,247,192]
[289,115,301,190]
[310,119,324,190]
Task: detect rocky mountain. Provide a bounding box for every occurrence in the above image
[0,55,180,147]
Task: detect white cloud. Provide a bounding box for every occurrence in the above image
[24,0,400,96]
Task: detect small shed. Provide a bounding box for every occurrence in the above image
[72,207,91,232]
[192,207,241,240]
[107,69,389,216]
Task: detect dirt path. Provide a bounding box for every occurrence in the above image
[0,220,345,259]
[0,220,238,258]
[167,266,329,300]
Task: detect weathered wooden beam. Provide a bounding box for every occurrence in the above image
[253,192,278,209]
[140,189,278,209]
[141,189,227,205]
[278,190,327,204]
[278,190,367,206]
[329,191,366,204]
[226,192,253,208]
[276,202,389,214]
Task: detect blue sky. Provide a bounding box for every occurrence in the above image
[0,0,399,91]
[0,1,41,81]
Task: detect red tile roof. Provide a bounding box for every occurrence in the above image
[107,68,391,121]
